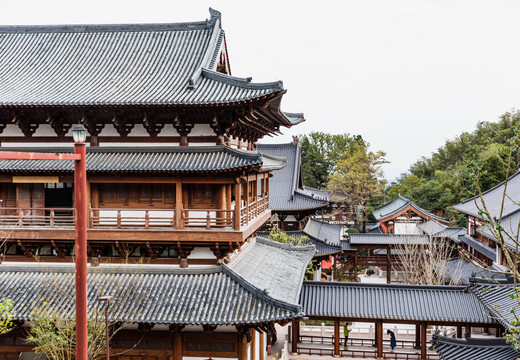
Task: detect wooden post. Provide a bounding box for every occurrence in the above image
[421,322,427,360]
[465,323,471,338]
[291,321,299,354]
[415,323,421,348]
[250,329,256,360]
[376,321,383,359]
[457,325,463,338]
[238,332,248,360]
[259,331,265,360]
[216,184,226,227]
[245,181,249,224]
[173,332,182,360]
[334,318,340,356]
[226,184,232,221]
[175,181,183,229]
[234,180,242,230]
[386,246,392,283]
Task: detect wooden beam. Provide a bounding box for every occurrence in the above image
[376,321,383,359]
[421,322,427,360]
[234,179,242,230]
[334,318,340,356]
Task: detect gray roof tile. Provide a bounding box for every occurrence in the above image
[432,335,519,360]
[257,143,328,211]
[0,263,302,325]
[453,170,520,219]
[471,280,517,329]
[373,195,445,222]
[300,281,495,324]
[0,146,285,174]
[348,233,431,245]
[459,235,496,260]
[443,258,506,285]
[228,237,315,304]
[0,10,285,107]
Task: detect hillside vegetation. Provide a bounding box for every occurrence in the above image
[386,111,520,224]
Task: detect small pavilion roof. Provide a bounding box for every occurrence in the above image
[458,234,496,260]
[257,143,328,211]
[0,146,286,174]
[227,237,314,304]
[303,219,342,246]
[373,195,445,222]
[432,334,519,360]
[443,258,506,285]
[453,169,520,219]
[300,281,495,324]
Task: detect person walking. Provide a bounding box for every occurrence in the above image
[343,323,351,348]
[387,329,396,350]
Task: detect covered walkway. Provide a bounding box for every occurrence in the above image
[295,281,501,359]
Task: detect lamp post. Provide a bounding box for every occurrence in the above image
[73,124,88,360]
[99,295,114,360]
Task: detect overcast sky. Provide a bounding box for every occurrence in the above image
[2,0,519,180]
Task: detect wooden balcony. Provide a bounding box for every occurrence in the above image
[0,196,270,243]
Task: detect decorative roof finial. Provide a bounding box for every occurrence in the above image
[209,8,222,24]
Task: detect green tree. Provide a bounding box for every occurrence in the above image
[300,132,363,189]
[327,142,387,232]
[0,298,13,335]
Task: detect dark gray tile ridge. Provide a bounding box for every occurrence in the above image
[202,68,284,91]
[0,262,223,275]
[456,169,520,206]
[432,334,512,347]
[302,280,469,292]
[255,236,316,252]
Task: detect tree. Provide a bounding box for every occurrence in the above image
[327,142,387,232]
[300,132,363,189]
[395,235,459,285]
[268,224,308,246]
[0,298,13,335]
[26,265,146,360]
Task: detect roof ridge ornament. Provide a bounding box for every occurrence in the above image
[209,8,222,24]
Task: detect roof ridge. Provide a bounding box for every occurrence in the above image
[201,68,284,91]
[302,280,468,291]
[432,334,512,347]
[0,21,210,34]
[457,169,520,205]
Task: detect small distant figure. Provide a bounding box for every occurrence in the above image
[387,329,396,350]
[343,322,351,348]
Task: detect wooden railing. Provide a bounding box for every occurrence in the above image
[182,209,234,229]
[0,207,75,227]
[90,208,176,229]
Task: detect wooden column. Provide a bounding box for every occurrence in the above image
[250,329,256,360]
[173,332,183,360]
[376,321,383,359]
[465,323,471,338]
[421,322,427,360]
[175,181,183,229]
[234,180,242,230]
[244,181,249,225]
[415,323,421,348]
[238,332,248,360]
[334,318,340,356]
[216,184,226,226]
[456,325,463,338]
[386,246,392,283]
[291,321,299,354]
[259,331,265,360]
[226,184,232,220]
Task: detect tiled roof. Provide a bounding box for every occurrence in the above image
[0,10,288,107]
[476,210,520,251]
[303,219,342,246]
[300,281,495,324]
[0,146,285,174]
[471,279,517,329]
[300,186,330,201]
[228,237,314,304]
[443,258,506,285]
[373,195,445,222]
[432,335,519,360]
[288,231,343,257]
[453,170,520,219]
[458,234,496,260]
[257,143,328,211]
[0,263,302,325]
[348,233,431,245]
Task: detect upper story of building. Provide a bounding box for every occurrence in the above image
[0,9,303,266]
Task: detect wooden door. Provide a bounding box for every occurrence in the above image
[17,183,45,222]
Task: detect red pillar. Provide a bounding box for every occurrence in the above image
[74,142,88,360]
[421,322,427,360]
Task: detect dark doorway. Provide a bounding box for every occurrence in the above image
[44,183,73,208]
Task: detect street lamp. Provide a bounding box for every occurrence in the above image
[99,295,114,360]
[74,124,88,360]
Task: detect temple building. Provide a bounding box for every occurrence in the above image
[0,9,312,360]
[257,140,328,231]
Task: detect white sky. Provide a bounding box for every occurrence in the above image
[2,0,519,180]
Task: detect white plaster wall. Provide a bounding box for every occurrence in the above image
[127,124,149,136]
[190,124,214,137]
[32,124,59,136]
[3,124,25,136]
[187,247,216,260]
[394,222,422,235]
